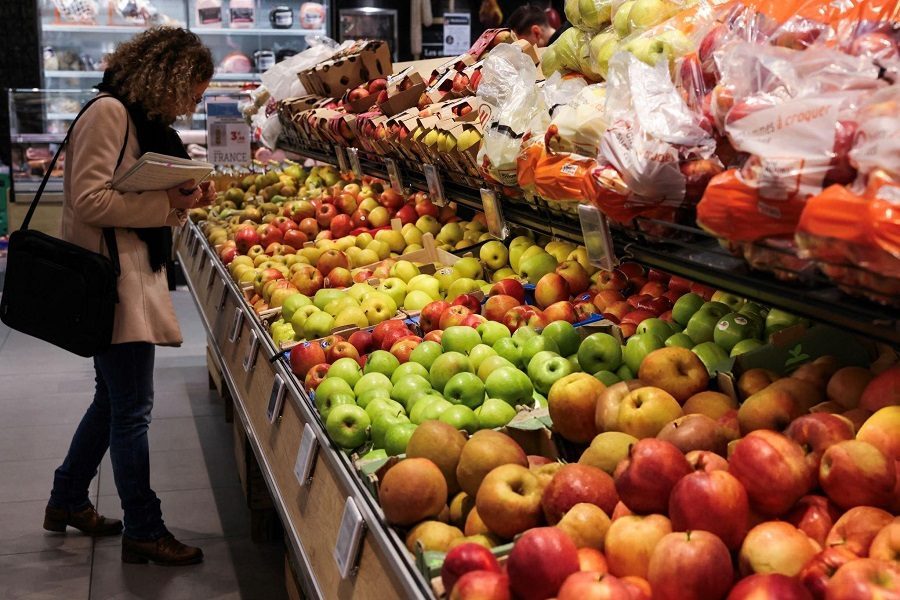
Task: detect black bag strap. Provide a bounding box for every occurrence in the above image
[20,95,130,274]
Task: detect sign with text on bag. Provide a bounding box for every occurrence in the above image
[205,96,251,165]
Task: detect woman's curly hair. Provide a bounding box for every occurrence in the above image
[103,27,214,123]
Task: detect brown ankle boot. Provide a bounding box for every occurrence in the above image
[122,533,203,566]
[44,505,123,537]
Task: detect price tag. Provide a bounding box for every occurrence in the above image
[243,330,259,372]
[384,158,403,193]
[334,144,350,173]
[205,96,251,166]
[294,423,318,487]
[423,164,446,206]
[266,374,286,424]
[229,308,244,343]
[577,204,618,271]
[333,497,366,580]
[346,147,363,178]
[480,188,509,240]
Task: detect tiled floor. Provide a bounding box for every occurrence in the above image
[0,289,288,599]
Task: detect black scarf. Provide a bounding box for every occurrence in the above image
[98,71,186,272]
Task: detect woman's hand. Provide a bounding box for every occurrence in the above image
[198,180,216,206]
[166,180,204,210]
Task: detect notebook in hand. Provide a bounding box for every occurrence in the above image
[112,152,214,193]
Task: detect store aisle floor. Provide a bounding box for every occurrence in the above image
[0,289,288,600]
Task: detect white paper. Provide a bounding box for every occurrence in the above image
[112,152,213,192]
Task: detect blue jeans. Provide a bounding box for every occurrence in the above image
[49,342,167,541]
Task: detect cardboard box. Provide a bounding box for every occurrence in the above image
[379,68,427,117]
[467,28,517,60]
[299,41,393,98]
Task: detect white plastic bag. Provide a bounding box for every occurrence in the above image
[260,37,341,100]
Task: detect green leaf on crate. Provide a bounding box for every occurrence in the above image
[785,344,811,368]
[357,455,392,477]
[507,408,552,431]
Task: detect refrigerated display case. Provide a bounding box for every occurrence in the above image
[39,0,332,89]
[337,6,398,61]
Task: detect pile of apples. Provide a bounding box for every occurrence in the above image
[373,350,899,599]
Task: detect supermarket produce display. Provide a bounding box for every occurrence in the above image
[180,1,899,598]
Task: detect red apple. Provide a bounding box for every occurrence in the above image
[449,570,510,600]
[453,294,482,314]
[390,335,422,363]
[556,261,591,295]
[860,366,900,412]
[326,341,359,363]
[593,269,629,292]
[415,199,440,218]
[825,506,894,558]
[739,521,821,577]
[605,514,672,578]
[380,325,412,352]
[544,301,577,324]
[325,267,353,289]
[329,213,353,238]
[819,440,896,510]
[557,571,629,600]
[502,305,547,333]
[690,283,715,301]
[729,430,815,517]
[592,290,625,312]
[420,300,451,333]
[826,558,900,599]
[290,265,324,296]
[304,362,330,391]
[639,281,667,298]
[669,469,750,550]
[483,294,521,322]
[799,547,858,599]
[667,276,693,293]
[728,573,814,600]
[535,273,571,309]
[603,301,631,321]
[316,249,350,276]
[371,319,409,350]
[234,226,260,254]
[441,543,501,594]
[283,229,308,249]
[507,527,580,600]
[440,305,474,330]
[541,464,618,524]
[685,450,730,472]
[786,495,842,548]
[347,330,373,355]
[316,203,338,228]
[424,330,443,344]
[577,548,608,573]
[648,530,734,600]
[289,342,326,378]
[462,314,487,329]
[614,439,691,515]
[617,263,644,279]
[785,413,855,472]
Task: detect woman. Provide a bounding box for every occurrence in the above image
[43,27,216,566]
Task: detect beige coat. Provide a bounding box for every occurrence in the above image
[61,95,185,346]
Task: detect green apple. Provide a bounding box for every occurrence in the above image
[521,335,560,367]
[711,290,746,313]
[518,251,558,284]
[527,351,574,396]
[302,311,335,340]
[765,308,809,337]
[636,318,674,341]
[384,422,417,456]
[391,362,430,385]
[408,389,445,413]
[325,404,370,449]
[429,351,473,392]
[738,301,768,320]
[713,312,763,352]
[672,292,705,326]
[477,355,516,382]
[492,268,517,282]
[443,372,486,409]
[468,344,497,372]
[665,332,695,349]
[485,366,534,406]
[347,282,376,304]
[446,277,481,302]
[533,390,548,408]
[567,354,581,372]
[364,350,400,378]
[475,398,517,429]
[371,411,408,449]
[730,338,765,357]
[434,266,460,295]
[409,341,443,371]
[316,392,355,419]
[390,374,432,410]
[314,288,347,311]
[442,326,482,355]
[440,405,479,434]
[271,321,296,346]
[407,274,441,301]
[613,0,635,36]
[477,321,511,347]
[593,370,621,386]
[281,293,312,321]
[328,357,362,388]
[509,237,535,272]
[377,277,408,308]
[354,372,393,397]
[324,296,360,317]
[616,364,635,380]
[480,241,509,271]
[389,260,420,282]
[419,397,454,422]
[290,305,320,337]
[314,377,354,408]
[541,321,581,357]
[403,290,433,311]
[334,306,368,329]
[437,222,464,245]
[453,257,484,281]
[357,387,390,409]
[691,341,731,376]
[512,326,539,343]
[685,309,721,344]
[361,293,398,326]
[492,337,525,369]
[365,397,405,422]
[623,333,664,374]
[627,0,675,31]
[577,332,623,373]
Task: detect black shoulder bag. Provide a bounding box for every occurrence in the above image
[0,96,130,357]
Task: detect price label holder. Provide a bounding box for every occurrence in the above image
[334,144,350,173]
[385,158,403,193]
[243,330,259,372]
[334,497,366,580]
[294,423,318,487]
[266,374,286,424]
[346,147,363,179]
[480,188,509,240]
[206,262,218,289]
[229,308,244,343]
[578,204,618,271]
[424,164,446,206]
[219,284,230,310]
[189,235,200,257]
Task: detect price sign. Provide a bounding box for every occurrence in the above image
[294,423,318,487]
[578,204,618,271]
[229,307,244,343]
[266,374,286,424]
[334,497,366,579]
[243,330,260,372]
[334,145,350,173]
[346,147,363,178]
[385,158,403,193]
[205,96,251,166]
[480,188,509,240]
[424,164,446,206]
